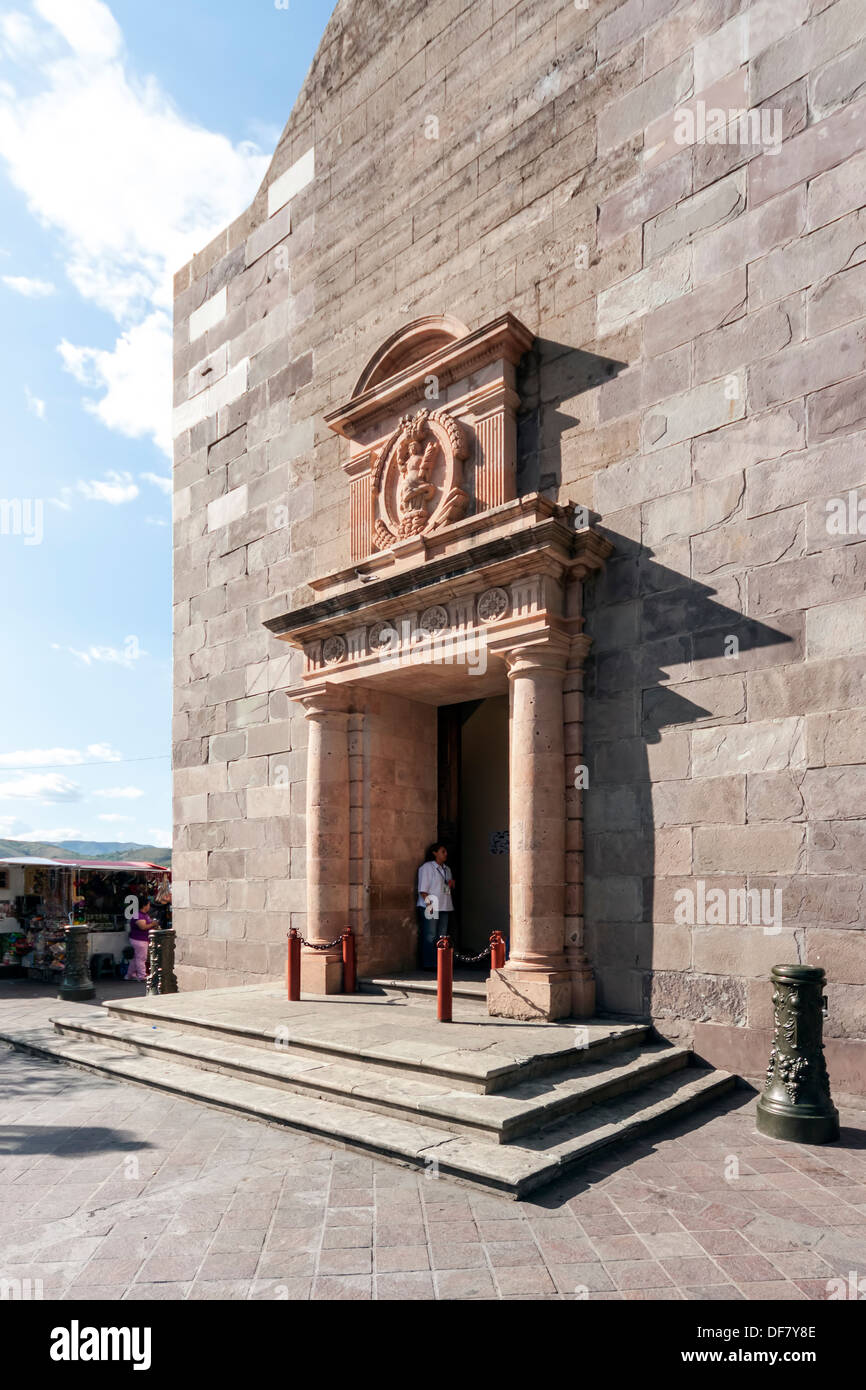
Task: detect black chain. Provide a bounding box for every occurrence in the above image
[296,935,344,951]
[453,948,492,965]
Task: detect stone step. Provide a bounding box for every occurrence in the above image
[51,1013,691,1142]
[4,1021,734,1198]
[359,973,488,1004]
[101,992,651,1094]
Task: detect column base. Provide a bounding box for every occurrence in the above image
[570,967,596,1019]
[301,950,343,995]
[487,967,573,1021]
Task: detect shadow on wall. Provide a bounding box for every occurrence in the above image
[516,337,629,496]
[583,539,792,1025]
[515,337,795,1027]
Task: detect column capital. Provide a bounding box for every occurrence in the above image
[568,632,593,666]
[502,635,570,680]
[297,682,355,721]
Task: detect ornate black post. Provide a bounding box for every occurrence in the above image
[58,925,95,1002]
[146,928,178,996]
[757,964,839,1144]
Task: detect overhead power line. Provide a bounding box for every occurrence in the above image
[0,754,171,772]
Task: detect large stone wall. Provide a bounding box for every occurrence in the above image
[172,0,866,1088]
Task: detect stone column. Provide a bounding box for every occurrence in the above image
[300,686,352,993]
[564,634,595,1018]
[487,638,573,1021]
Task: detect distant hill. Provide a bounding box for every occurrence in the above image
[0,838,171,868]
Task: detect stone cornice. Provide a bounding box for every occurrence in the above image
[323,312,535,440]
[264,521,611,643]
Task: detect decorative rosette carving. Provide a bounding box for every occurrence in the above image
[477,587,509,623]
[368,620,397,650]
[420,605,449,633]
[322,635,348,664]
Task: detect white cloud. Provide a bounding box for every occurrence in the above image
[59,313,173,454]
[3,273,55,296]
[141,470,171,495]
[35,0,122,63]
[52,638,147,667]
[25,385,46,418]
[147,827,171,846]
[0,11,46,60]
[0,743,121,768]
[0,0,269,454]
[14,825,82,841]
[145,516,168,527]
[97,812,132,823]
[0,814,30,836]
[71,469,138,504]
[93,785,144,799]
[0,772,82,801]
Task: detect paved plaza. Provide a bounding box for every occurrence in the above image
[1,983,865,1301]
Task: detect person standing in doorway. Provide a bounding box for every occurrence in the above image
[416,842,455,970]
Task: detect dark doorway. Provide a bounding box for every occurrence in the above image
[437,694,510,957]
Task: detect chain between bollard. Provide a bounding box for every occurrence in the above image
[452,947,491,965]
[287,927,356,998]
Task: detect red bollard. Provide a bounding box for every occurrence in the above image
[342,928,356,994]
[287,928,301,1002]
[437,935,453,1022]
[490,930,506,971]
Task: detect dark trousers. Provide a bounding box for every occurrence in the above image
[417,907,451,969]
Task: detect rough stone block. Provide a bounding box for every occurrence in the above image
[693,824,805,874]
[645,267,746,357]
[596,247,691,336]
[693,186,805,286]
[645,170,746,264]
[750,208,866,312]
[806,595,866,659]
[652,775,746,826]
[643,372,745,452]
[691,504,804,578]
[801,765,866,822]
[808,372,866,447]
[806,709,866,767]
[692,717,806,776]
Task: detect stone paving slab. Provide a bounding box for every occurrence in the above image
[1,986,865,1301]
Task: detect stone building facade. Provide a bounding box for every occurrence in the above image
[172,0,866,1090]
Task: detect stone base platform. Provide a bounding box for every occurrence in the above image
[21,982,733,1198]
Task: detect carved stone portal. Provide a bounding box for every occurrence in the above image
[372,407,469,550]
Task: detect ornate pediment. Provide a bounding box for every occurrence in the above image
[324,312,535,563]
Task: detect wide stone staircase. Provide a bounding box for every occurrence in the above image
[18,976,735,1198]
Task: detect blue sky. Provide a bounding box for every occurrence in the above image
[0,0,335,847]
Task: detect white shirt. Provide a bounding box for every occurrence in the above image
[417,860,453,913]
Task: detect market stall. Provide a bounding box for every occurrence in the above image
[0,857,171,982]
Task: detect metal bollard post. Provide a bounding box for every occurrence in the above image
[287,928,301,1002]
[489,930,506,971]
[59,925,95,1002]
[342,928,356,994]
[756,964,840,1144]
[437,935,453,1022]
[146,929,178,996]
